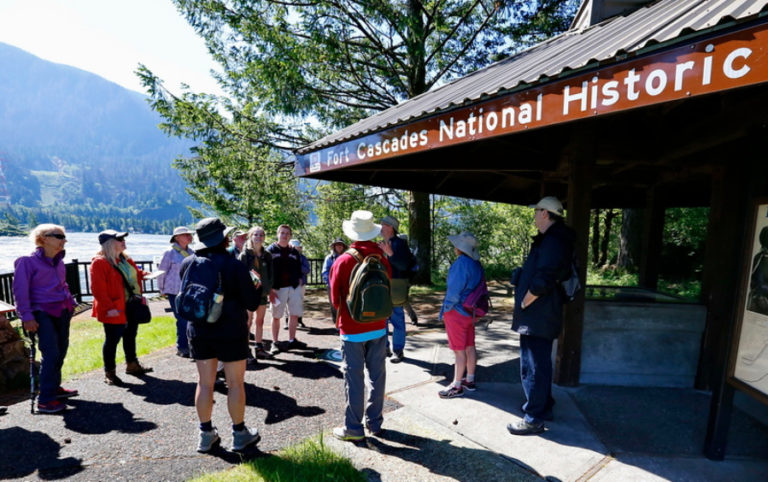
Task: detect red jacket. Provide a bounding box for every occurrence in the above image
[330,241,392,336]
[90,255,145,325]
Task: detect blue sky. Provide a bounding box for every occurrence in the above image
[0,0,221,95]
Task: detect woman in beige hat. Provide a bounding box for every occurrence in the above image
[158,226,195,358]
[438,231,484,399]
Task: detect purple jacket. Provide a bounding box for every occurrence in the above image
[13,247,76,321]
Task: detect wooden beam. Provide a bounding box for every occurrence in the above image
[555,146,594,386]
[637,188,664,290]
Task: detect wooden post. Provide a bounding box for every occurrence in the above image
[555,156,593,386]
[637,190,664,290]
[702,160,754,459]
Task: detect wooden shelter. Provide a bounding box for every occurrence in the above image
[295,0,768,458]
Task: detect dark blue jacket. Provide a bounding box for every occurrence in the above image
[387,235,411,280]
[512,221,575,340]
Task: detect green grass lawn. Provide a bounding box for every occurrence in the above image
[191,435,364,482]
[61,315,176,379]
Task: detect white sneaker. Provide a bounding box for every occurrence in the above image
[232,426,261,451]
[197,428,220,453]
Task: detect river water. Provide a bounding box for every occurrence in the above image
[0,232,172,274]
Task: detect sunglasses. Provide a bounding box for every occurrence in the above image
[45,233,66,240]
[252,233,265,237]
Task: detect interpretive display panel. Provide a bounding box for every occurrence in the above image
[731,201,768,403]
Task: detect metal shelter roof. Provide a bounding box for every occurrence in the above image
[296,0,768,209]
[299,0,768,154]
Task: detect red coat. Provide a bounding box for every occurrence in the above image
[330,241,392,336]
[90,255,145,325]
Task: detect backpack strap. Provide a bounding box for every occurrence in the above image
[346,248,362,264]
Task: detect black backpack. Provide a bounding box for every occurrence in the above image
[176,255,223,323]
[560,253,582,302]
[346,248,393,322]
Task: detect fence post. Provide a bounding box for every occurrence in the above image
[66,259,83,304]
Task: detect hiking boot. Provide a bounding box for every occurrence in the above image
[287,338,308,350]
[390,350,404,363]
[269,342,282,355]
[506,419,545,436]
[56,387,79,399]
[461,379,477,391]
[254,344,274,359]
[125,361,153,375]
[365,423,383,437]
[176,350,190,359]
[386,347,392,358]
[104,370,124,386]
[438,385,464,399]
[297,318,307,329]
[197,427,220,453]
[332,426,364,441]
[232,426,261,451]
[37,400,66,414]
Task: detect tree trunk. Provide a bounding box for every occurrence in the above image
[598,209,617,266]
[409,190,431,285]
[617,208,643,271]
[591,209,601,267]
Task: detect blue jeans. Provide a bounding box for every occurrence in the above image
[33,310,71,403]
[167,294,188,354]
[387,306,405,352]
[519,334,555,424]
[102,319,138,372]
[342,335,387,435]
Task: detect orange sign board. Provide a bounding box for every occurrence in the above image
[296,22,768,177]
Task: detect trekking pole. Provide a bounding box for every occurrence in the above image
[28,332,37,414]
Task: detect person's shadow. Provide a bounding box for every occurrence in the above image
[122,374,197,407]
[243,383,325,424]
[0,426,84,479]
[62,399,157,435]
[357,428,540,480]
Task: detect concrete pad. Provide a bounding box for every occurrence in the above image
[387,380,607,481]
[591,455,768,482]
[325,406,539,481]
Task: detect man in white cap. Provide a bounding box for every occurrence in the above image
[507,196,575,436]
[330,210,392,441]
[158,226,195,358]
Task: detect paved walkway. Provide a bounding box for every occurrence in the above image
[1,294,768,480]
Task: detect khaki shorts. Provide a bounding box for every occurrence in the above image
[271,286,304,318]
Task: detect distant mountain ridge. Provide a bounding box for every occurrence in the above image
[0,42,195,230]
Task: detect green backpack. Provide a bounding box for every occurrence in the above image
[346,248,393,322]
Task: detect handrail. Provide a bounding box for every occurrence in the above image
[0,257,327,320]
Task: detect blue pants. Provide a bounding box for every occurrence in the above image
[342,335,387,435]
[102,318,138,372]
[519,334,555,424]
[167,294,188,354]
[387,306,405,352]
[33,310,71,403]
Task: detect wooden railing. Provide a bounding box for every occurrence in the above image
[0,257,326,320]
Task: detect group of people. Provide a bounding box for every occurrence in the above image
[10,195,574,450]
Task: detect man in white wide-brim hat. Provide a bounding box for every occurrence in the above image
[329,210,392,441]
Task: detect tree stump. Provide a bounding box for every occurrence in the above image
[0,315,29,393]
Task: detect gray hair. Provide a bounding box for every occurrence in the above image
[30,224,66,247]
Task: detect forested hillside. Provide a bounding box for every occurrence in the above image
[0,42,195,233]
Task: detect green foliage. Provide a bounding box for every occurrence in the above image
[191,435,364,482]
[141,0,579,271]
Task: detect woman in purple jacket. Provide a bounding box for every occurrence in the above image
[13,224,78,414]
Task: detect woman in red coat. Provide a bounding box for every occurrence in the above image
[90,230,152,386]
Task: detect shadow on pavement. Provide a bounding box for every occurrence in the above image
[360,428,540,481]
[122,374,196,407]
[243,382,325,425]
[0,427,84,480]
[63,399,157,434]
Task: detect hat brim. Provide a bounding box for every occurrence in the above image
[342,220,381,242]
[170,229,193,243]
[192,231,226,251]
[448,234,480,261]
